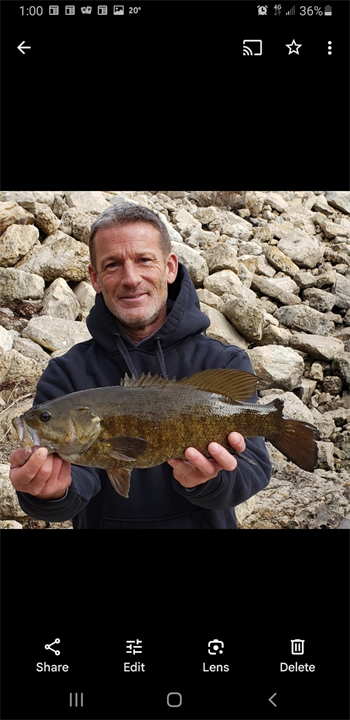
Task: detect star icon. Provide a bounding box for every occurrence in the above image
[286,39,302,54]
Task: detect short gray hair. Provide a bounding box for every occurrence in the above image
[89,202,172,266]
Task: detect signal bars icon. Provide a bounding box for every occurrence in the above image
[286,5,295,14]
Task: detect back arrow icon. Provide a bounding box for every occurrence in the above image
[269,693,277,707]
[17,41,31,54]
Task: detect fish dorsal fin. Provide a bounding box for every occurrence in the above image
[120,369,258,401]
[120,372,177,388]
[178,369,258,402]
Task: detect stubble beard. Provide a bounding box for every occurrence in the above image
[102,290,167,330]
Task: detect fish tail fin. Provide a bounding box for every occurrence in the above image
[268,400,319,472]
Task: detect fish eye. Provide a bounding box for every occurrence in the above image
[39,411,51,422]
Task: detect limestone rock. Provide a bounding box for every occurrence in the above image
[249,345,304,390]
[205,243,239,274]
[331,274,350,309]
[0,268,45,303]
[171,241,208,287]
[200,304,248,349]
[22,316,91,352]
[0,201,35,235]
[251,275,301,306]
[35,205,61,235]
[274,305,335,335]
[223,297,264,342]
[289,333,344,361]
[65,191,109,215]
[15,233,90,282]
[0,224,40,267]
[41,278,81,321]
[72,281,96,321]
[277,229,324,268]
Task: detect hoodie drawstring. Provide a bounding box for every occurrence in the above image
[114,334,139,378]
[155,337,167,378]
[115,334,167,379]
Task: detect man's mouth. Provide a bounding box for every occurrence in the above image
[120,293,147,302]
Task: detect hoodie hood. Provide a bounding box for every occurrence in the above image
[86,262,210,376]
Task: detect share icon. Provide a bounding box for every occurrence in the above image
[45,638,61,656]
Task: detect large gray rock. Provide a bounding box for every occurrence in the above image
[72,281,96,321]
[200,303,248,349]
[65,191,109,215]
[22,316,91,352]
[264,245,300,276]
[0,201,35,234]
[332,353,350,387]
[331,274,350,309]
[41,278,81,321]
[223,297,264,342]
[277,229,324,268]
[0,224,40,267]
[289,333,344,361]
[0,267,45,302]
[205,243,239,274]
[249,345,304,390]
[203,269,242,296]
[251,275,301,306]
[302,287,336,312]
[15,233,90,282]
[171,241,208,287]
[274,305,335,335]
[325,191,350,215]
[0,349,45,386]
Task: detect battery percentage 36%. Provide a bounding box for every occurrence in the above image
[300,6,323,14]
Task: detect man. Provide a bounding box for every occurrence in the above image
[10,202,271,528]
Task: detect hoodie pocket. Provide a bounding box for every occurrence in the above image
[102,511,210,529]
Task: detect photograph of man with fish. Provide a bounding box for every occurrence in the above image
[9,199,323,529]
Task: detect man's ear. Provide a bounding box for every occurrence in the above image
[88,264,102,293]
[166,253,178,285]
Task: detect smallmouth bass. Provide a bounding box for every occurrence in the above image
[12,368,319,498]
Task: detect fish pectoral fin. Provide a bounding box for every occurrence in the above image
[107,467,132,498]
[102,435,147,462]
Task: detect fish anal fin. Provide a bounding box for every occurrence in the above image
[107,467,132,498]
[102,436,147,462]
[178,369,258,402]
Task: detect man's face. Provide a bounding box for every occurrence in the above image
[88,222,178,332]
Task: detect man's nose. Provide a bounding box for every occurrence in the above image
[121,261,141,286]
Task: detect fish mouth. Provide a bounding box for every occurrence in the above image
[12,417,45,450]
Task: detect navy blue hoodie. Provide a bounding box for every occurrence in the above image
[16,263,271,528]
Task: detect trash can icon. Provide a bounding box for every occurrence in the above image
[291,639,305,655]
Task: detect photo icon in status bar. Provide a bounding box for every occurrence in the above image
[48,5,125,13]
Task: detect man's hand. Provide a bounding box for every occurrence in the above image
[9,447,72,500]
[167,432,246,489]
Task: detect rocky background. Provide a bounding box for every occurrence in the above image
[1,190,350,530]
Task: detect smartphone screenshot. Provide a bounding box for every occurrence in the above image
[0,0,350,719]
